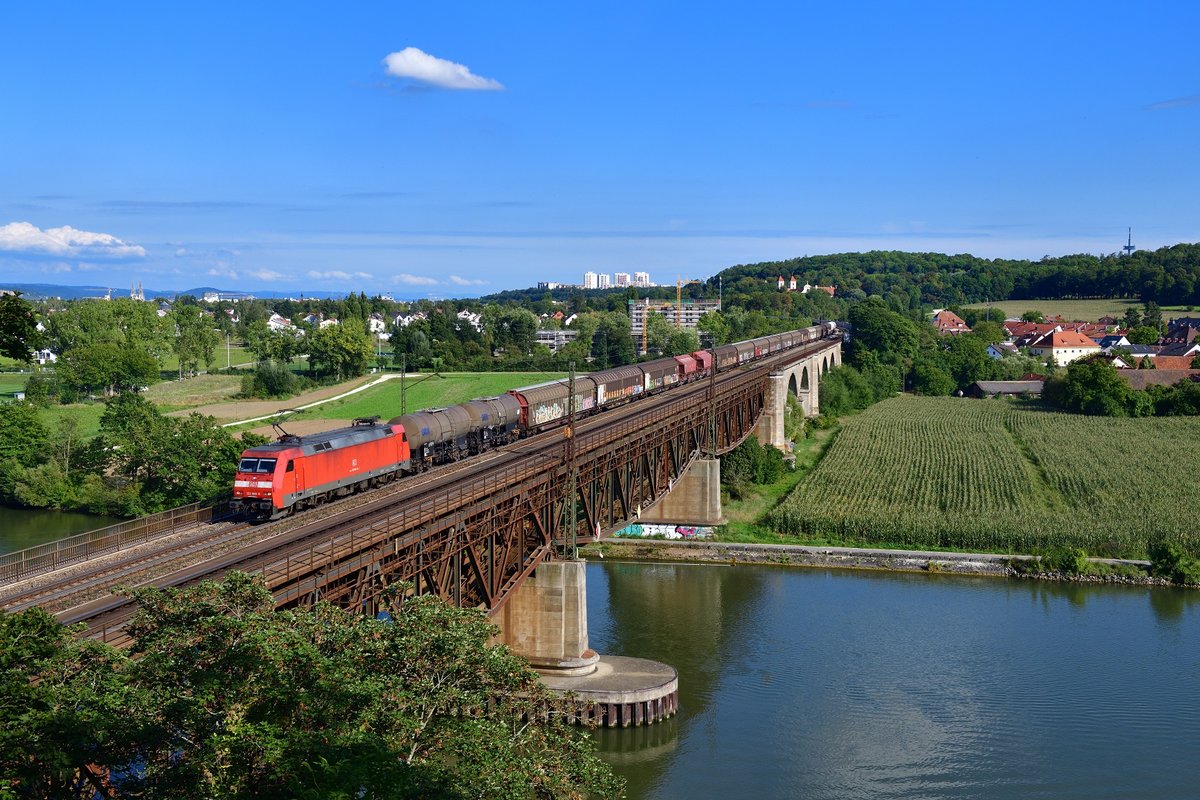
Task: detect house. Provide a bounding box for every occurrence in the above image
[1097,315,1119,326]
[1159,323,1200,346]
[456,309,483,332]
[392,311,427,328]
[967,380,1044,398]
[987,342,1020,359]
[1097,334,1131,351]
[1158,341,1200,358]
[535,328,578,352]
[1119,370,1200,391]
[932,309,971,335]
[1153,356,1197,370]
[33,348,56,365]
[267,313,295,333]
[318,317,339,329]
[1027,330,1101,366]
[368,313,388,336]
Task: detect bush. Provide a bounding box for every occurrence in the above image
[1148,541,1200,586]
[240,361,301,398]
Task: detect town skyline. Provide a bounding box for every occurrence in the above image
[2,2,1197,294]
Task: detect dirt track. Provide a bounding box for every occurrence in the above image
[167,377,374,421]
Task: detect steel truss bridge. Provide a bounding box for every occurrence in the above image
[3,337,840,644]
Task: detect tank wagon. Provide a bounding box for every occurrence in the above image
[234,324,838,519]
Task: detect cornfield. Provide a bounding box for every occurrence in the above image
[771,396,1200,558]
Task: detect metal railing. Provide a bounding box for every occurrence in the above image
[0,500,228,586]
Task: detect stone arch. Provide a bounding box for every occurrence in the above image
[800,365,810,390]
[822,355,829,375]
[788,373,799,396]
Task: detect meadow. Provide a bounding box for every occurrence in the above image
[770,395,1200,558]
[302,372,568,421]
[963,298,1194,322]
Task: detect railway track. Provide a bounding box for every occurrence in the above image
[14,338,836,644]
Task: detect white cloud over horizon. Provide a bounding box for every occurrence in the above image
[383,47,503,91]
[393,273,440,286]
[449,275,488,286]
[0,221,147,259]
[308,269,372,280]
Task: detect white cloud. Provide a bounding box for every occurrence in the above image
[248,268,287,281]
[383,47,503,91]
[393,273,440,286]
[0,221,146,259]
[307,270,372,280]
[208,267,238,279]
[448,275,488,286]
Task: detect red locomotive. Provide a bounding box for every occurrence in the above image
[231,417,410,520]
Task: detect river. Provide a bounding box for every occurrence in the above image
[586,561,1200,799]
[0,506,123,554]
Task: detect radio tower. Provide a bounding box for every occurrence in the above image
[1122,227,1136,257]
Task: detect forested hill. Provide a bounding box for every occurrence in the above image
[720,242,1200,309]
[487,243,1200,313]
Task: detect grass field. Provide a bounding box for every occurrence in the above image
[0,373,30,397]
[36,403,107,438]
[142,373,245,409]
[963,298,1195,322]
[302,372,568,421]
[770,395,1200,558]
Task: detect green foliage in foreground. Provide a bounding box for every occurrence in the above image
[771,396,1200,559]
[0,573,623,800]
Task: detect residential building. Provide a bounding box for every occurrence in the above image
[628,297,721,352]
[583,271,599,290]
[267,313,296,333]
[932,309,971,335]
[1027,330,1101,366]
[535,328,579,353]
[633,271,651,287]
[597,273,611,289]
[986,342,1020,359]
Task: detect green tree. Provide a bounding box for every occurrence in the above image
[1044,357,1132,416]
[1127,325,1160,345]
[171,304,220,378]
[0,402,50,502]
[0,292,40,361]
[696,310,731,346]
[307,318,373,381]
[666,327,701,357]
[0,574,623,799]
[1020,310,1045,323]
[643,311,672,355]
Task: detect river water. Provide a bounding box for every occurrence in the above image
[0,506,123,554]
[586,561,1200,800]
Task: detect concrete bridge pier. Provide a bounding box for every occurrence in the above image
[639,457,723,525]
[497,559,679,726]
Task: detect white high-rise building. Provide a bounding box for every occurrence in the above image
[633,271,651,287]
[598,273,611,289]
[583,271,599,290]
[614,272,631,287]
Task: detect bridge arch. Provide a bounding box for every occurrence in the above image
[788,373,799,396]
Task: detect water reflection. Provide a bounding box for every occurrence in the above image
[587,562,1200,800]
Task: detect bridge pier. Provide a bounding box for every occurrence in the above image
[497,559,679,726]
[497,560,599,676]
[639,457,723,525]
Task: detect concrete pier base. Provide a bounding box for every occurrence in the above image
[540,655,679,727]
[497,559,679,725]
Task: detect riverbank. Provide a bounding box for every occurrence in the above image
[580,539,1178,587]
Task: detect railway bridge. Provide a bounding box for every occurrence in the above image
[1,334,841,722]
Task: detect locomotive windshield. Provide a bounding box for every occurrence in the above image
[238,458,278,474]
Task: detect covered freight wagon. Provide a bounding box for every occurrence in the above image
[508,377,598,430]
[640,357,682,392]
[593,366,643,407]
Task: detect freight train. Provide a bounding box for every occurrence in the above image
[230,323,837,520]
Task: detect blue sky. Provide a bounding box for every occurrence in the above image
[1,1,1197,297]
